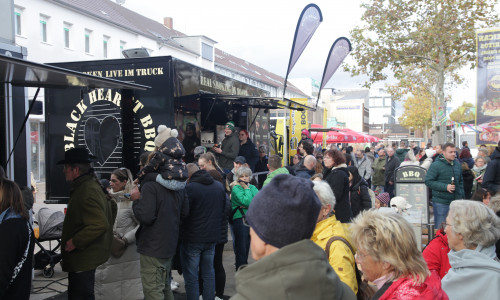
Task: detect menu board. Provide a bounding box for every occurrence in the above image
[395,183,428,223]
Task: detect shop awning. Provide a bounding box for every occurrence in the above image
[197,93,316,111]
[0,54,149,90]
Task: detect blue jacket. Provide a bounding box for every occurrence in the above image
[425,155,465,205]
[182,170,226,243]
[482,147,500,192]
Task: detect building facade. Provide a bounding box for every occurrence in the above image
[13,0,309,180]
[322,88,370,133]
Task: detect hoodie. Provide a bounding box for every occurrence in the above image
[442,244,500,299]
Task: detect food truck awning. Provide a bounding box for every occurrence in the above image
[0,54,149,90]
[197,93,316,111]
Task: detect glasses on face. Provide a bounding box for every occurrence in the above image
[355,251,369,261]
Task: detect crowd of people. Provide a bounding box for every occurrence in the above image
[1,125,500,299]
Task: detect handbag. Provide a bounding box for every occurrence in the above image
[111,233,127,258]
[110,200,127,258]
[325,236,375,300]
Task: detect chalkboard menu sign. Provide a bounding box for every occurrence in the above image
[395,166,429,224]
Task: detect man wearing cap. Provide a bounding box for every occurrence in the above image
[59,148,117,299]
[232,174,356,300]
[212,121,240,174]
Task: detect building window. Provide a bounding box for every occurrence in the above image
[63,22,72,48]
[201,43,213,61]
[14,10,22,35]
[120,41,126,58]
[103,36,109,58]
[85,29,92,53]
[40,15,49,42]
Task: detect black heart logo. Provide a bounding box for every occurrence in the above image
[84,116,121,165]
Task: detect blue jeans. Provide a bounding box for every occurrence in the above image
[433,201,450,228]
[181,242,216,300]
[230,218,250,270]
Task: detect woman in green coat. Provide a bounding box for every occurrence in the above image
[230,167,258,270]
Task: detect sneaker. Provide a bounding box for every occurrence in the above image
[170,282,178,291]
[171,280,180,288]
[215,297,223,300]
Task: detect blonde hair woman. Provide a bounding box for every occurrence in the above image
[442,200,500,299]
[350,210,448,299]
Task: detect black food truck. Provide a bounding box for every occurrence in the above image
[46,56,300,202]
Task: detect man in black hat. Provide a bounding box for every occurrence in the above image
[58,147,117,299]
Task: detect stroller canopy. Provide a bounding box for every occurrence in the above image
[36,207,64,240]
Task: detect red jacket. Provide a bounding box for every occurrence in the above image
[379,273,448,300]
[422,229,451,278]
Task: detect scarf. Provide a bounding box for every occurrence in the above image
[472,164,487,174]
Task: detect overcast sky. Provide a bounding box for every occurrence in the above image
[122,0,482,109]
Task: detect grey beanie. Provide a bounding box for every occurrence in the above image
[246,174,321,248]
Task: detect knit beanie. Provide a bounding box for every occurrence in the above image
[246,174,321,248]
[225,121,236,132]
[376,192,390,206]
[154,125,179,148]
[301,129,310,138]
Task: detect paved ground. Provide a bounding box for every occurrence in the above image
[30,246,243,300]
[30,182,245,300]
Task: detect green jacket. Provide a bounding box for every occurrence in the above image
[217,131,240,170]
[262,167,289,186]
[425,155,465,205]
[232,239,356,300]
[395,148,410,163]
[61,174,117,272]
[372,157,386,186]
[231,184,258,220]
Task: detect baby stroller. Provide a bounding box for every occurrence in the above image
[34,207,64,277]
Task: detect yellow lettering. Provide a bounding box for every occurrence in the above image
[76,99,87,114]
[88,90,97,104]
[144,127,156,139]
[70,110,81,122]
[113,92,121,106]
[66,122,77,133]
[64,144,75,151]
[64,132,75,142]
[97,88,104,100]
[140,114,153,127]
[104,89,112,102]
[133,100,144,113]
[144,141,156,151]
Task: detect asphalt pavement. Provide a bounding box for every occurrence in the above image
[30,183,244,300]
